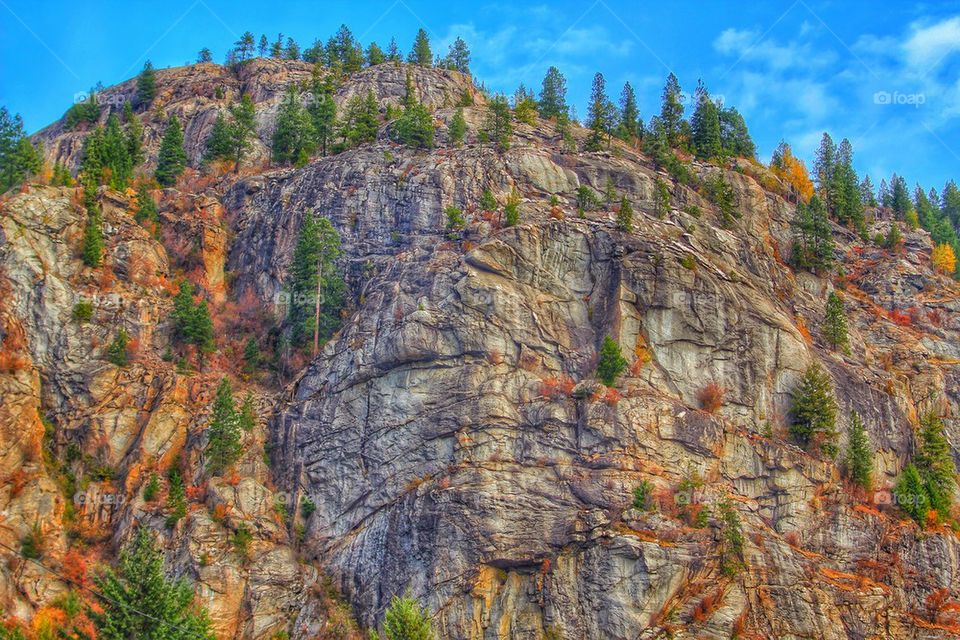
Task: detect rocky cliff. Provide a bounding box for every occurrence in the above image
[2,59,959,639]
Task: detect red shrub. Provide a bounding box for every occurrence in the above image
[888,310,912,326]
[697,382,725,413]
[61,549,88,587]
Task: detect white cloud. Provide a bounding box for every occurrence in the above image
[903,16,960,69]
[712,28,834,71]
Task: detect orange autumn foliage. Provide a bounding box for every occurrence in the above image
[697,382,725,413]
[932,243,956,275]
[770,142,814,202]
[61,549,89,587]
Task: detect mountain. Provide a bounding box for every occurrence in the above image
[1,54,959,640]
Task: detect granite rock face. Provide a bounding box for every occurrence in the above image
[3,59,960,639]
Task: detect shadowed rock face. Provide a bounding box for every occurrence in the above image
[5,59,960,639]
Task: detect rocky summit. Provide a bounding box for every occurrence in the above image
[1,45,959,640]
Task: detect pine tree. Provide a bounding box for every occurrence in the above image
[238,392,256,432]
[273,84,316,165]
[189,300,215,354]
[878,178,891,208]
[884,221,903,249]
[831,138,864,229]
[585,72,614,151]
[446,37,470,74]
[0,108,42,192]
[483,95,512,151]
[823,291,849,352]
[813,132,836,211]
[915,185,939,229]
[162,468,186,528]
[915,411,957,520]
[845,411,873,489]
[203,112,233,163]
[617,196,633,232]
[134,185,158,227]
[302,38,324,63]
[480,189,497,211]
[270,33,284,58]
[659,73,684,148]
[307,72,337,156]
[615,82,641,142]
[512,85,538,125]
[653,176,670,219]
[394,100,434,149]
[409,29,432,66]
[65,90,101,132]
[367,42,386,66]
[143,473,160,501]
[155,116,187,187]
[288,213,344,353]
[136,61,157,106]
[170,281,215,354]
[859,175,877,207]
[789,363,838,456]
[503,189,520,227]
[227,94,256,170]
[718,106,755,158]
[171,281,196,342]
[258,35,269,57]
[1,111,41,188]
[538,67,568,120]
[449,108,466,146]
[890,174,911,218]
[894,463,929,523]
[705,172,737,227]
[205,378,243,474]
[340,90,380,147]
[284,37,300,60]
[387,37,401,62]
[942,180,960,227]
[124,102,144,166]
[596,336,627,386]
[790,196,834,273]
[242,336,260,374]
[82,208,104,267]
[101,113,134,188]
[718,499,745,577]
[232,32,255,62]
[690,81,721,159]
[402,71,417,108]
[196,47,213,63]
[93,527,214,639]
[106,328,130,366]
[381,593,434,640]
[50,161,73,186]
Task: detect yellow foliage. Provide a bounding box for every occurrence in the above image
[932,243,956,274]
[770,143,814,202]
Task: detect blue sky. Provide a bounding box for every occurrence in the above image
[2,0,959,191]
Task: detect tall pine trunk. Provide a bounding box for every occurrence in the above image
[313,260,323,356]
